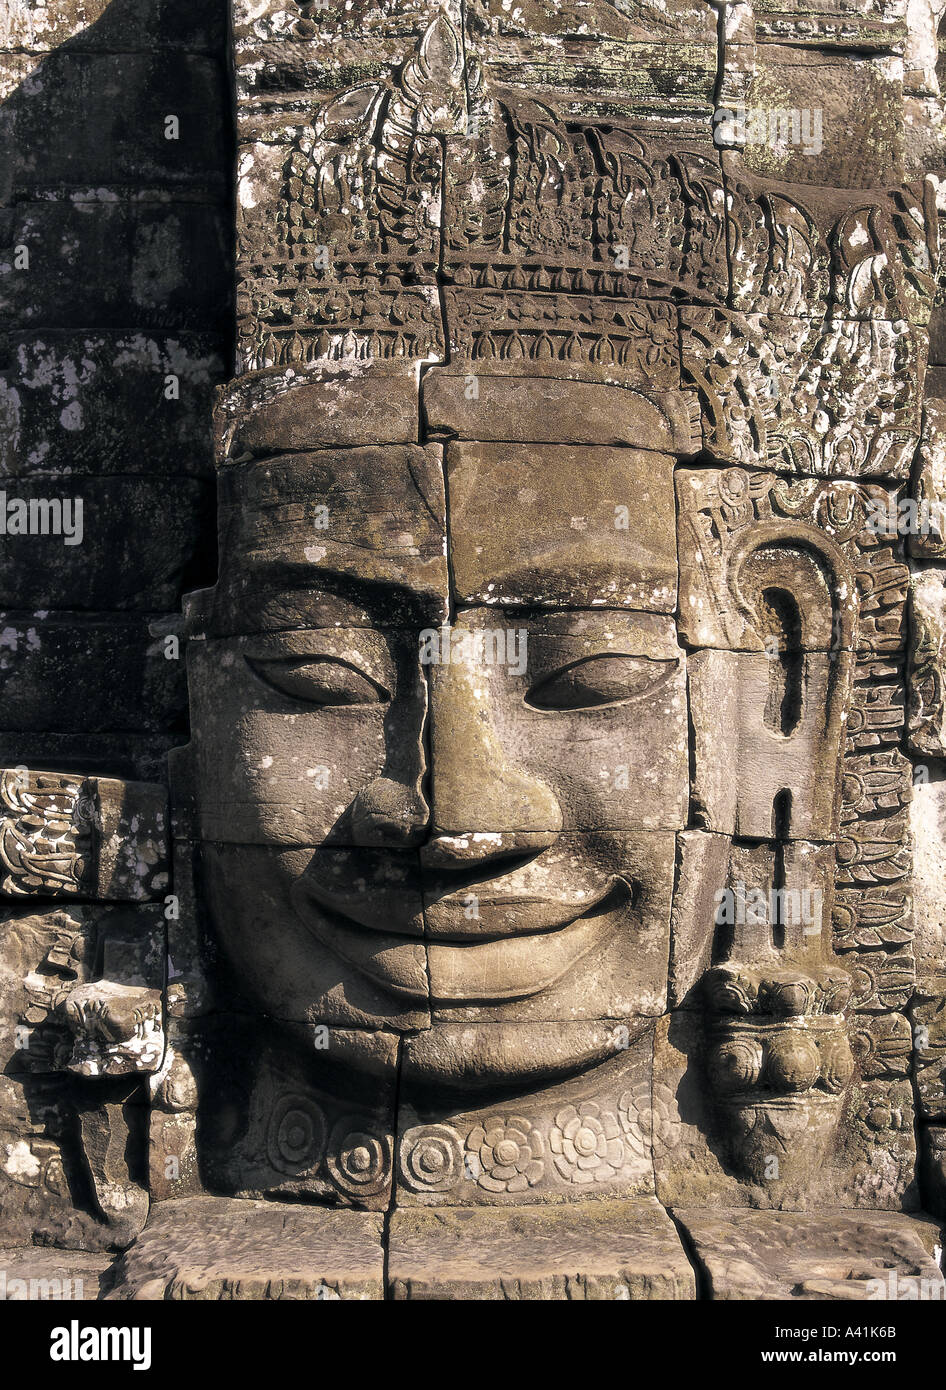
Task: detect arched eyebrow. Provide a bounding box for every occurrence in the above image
[191,568,449,641]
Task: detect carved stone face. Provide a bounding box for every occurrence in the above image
[176,12,935,1213]
[185,365,693,1086]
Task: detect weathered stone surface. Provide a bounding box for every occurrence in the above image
[215,360,421,455]
[388,1198,696,1300]
[668,832,727,1007]
[908,399,946,559]
[447,443,679,610]
[0,614,185,734]
[0,901,163,1251]
[5,0,946,1302]
[910,771,946,974]
[675,1209,945,1300]
[1,0,226,52]
[106,1197,385,1299]
[210,446,447,634]
[0,1246,114,1299]
[911,974,946,1119]
[676,466,905,653]
[683,311,926,476]
[920,1124,946,1217]
[191,1022,399,1209]
[751,0,907,50]
[188,630,430,846]
[427,613,687,834]
[907,569,946,756]
[400,1019,637,1090]
[1,53,226,190]
[734,47,904,188]
[0,733,176,785]
[0,475,212,609]
[688,649,851,838]
[423,368,701,451]
[161,830,213,1020]
[1,202,231,332]
[724,172,934,319]
[0,335,224,478]
[76,1088,150,1247]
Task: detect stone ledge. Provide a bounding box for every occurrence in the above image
[0,1246,115,1299]
[673,1208,946,1300]
[105,1196,385,1300]
[388,1197,696,1300]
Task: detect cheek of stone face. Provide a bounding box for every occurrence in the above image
[187,633,425,847]
[508,672,689,834]
[199,841,431,1033]
[426,615,689,836]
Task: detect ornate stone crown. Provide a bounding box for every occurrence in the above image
[235,11,937,478]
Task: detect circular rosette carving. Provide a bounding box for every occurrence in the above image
[465,1115,544,1194]
[399,1124,464,1194]
[857,1089,908,1134]
[326,1118,392,1200]
[618,1083,654,1158]
[716,468,754,527]
[267,1093,327,1175]
[550,1102,626,1186]
[617,1081,678,1159]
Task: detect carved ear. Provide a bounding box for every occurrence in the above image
[728,522,858,654]
[734,542,838,652]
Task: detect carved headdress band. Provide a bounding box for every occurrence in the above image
[234,13,936,480]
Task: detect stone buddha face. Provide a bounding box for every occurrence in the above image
[184,364,693,1089]
[173,10,933,1210]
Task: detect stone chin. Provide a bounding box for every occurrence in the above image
[286,1015,645,1090]
[397,1018,655,1091]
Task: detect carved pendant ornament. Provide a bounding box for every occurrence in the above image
[4,0,946,1305]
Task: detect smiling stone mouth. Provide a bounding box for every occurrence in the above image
[421,876,631,943]
[291,874,634,1003]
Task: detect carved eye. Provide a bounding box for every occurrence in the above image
[247,655,390,706]
[526,656,675,711]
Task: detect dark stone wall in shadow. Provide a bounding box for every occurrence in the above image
[0,0,233,781]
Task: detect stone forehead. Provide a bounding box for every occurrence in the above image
[214,364,702,458]
[213,429,684,622]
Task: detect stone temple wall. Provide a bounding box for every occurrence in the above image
[0,0,230,780]
[0,0,229,1268]
[2,0,946,1303]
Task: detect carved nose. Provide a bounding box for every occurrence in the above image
[427,660,563,850]
[349,777,429,848]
